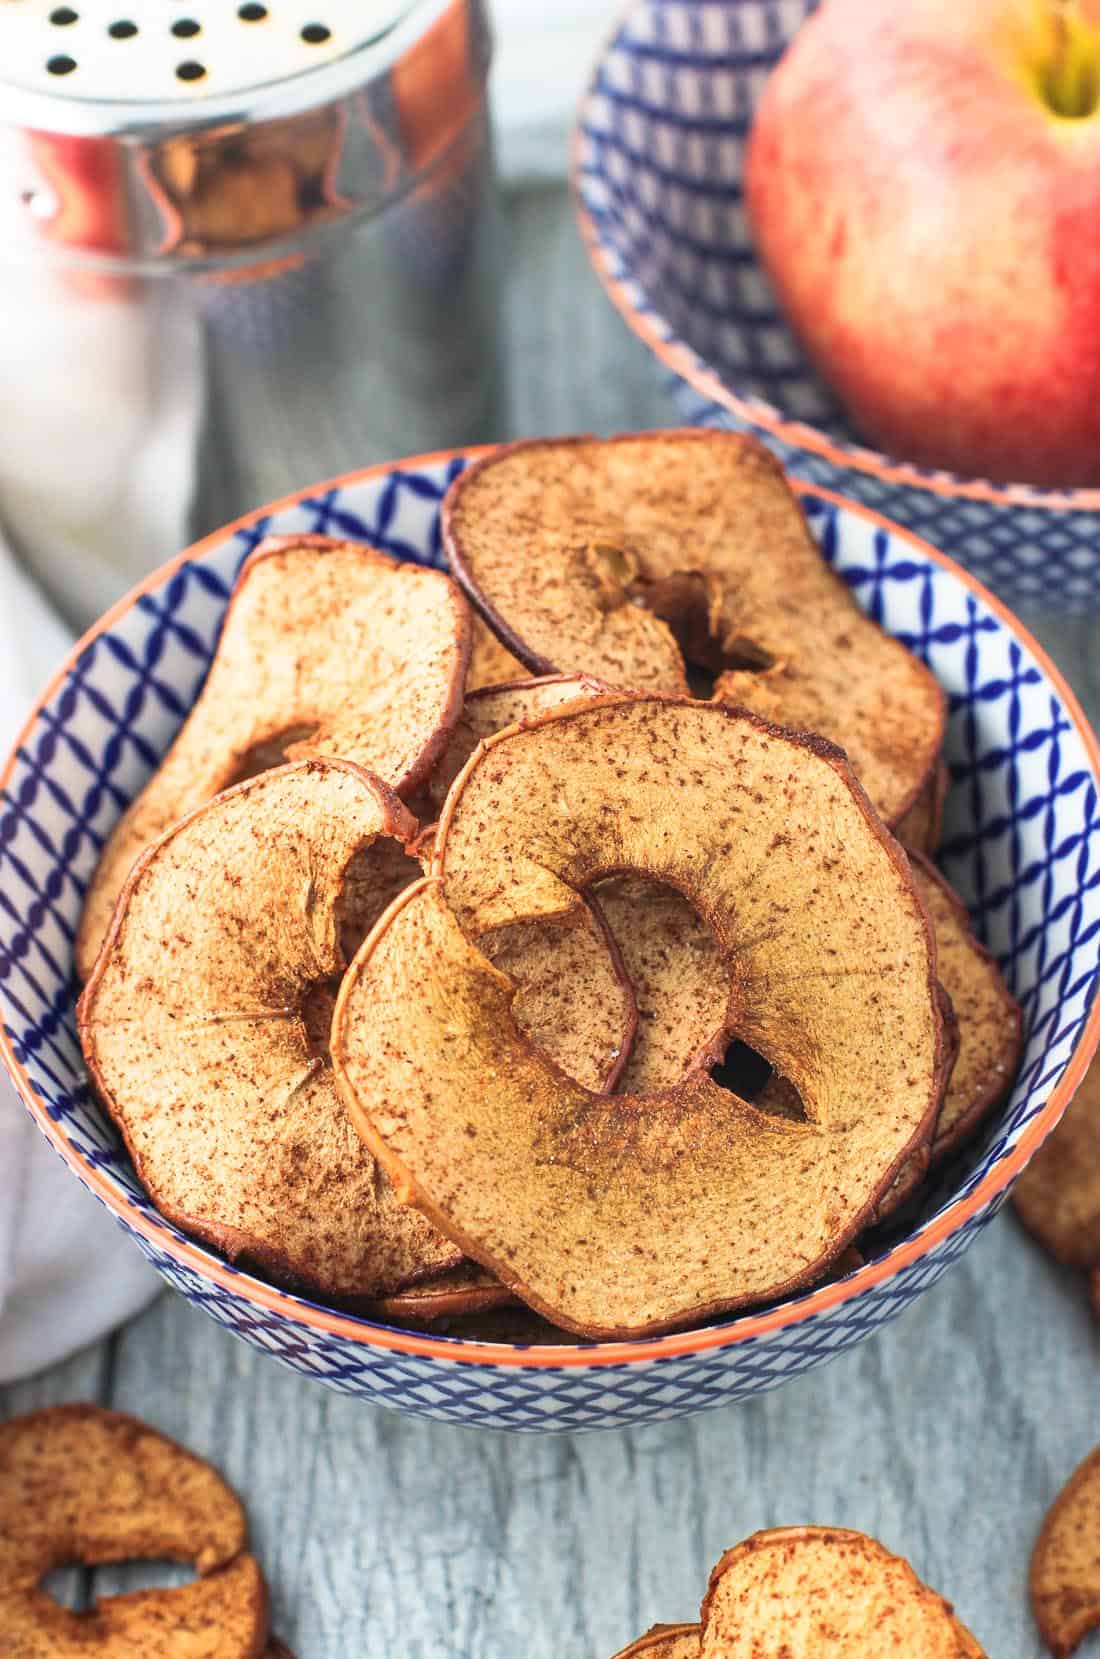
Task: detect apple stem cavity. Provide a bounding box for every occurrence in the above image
[1042,0,1100,118]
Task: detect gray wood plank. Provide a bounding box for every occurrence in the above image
[501,184,676,439]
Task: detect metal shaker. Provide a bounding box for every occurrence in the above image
[0,0,500,626]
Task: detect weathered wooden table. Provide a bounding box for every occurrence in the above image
[3,184,1098,1658]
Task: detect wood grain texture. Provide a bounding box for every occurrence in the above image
[2,184,1099,1659]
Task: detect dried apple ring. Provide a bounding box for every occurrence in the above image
[594,875,727,1097]
[444,432,945,826]
[372,1263,515,1326]
[333,697,949,1338]
[909,855,1021,1162]
[427,673,610,813]
[0,1405,267,1658]
[1031,1444,1100,1657]
[79,760,461,1302]
[467,614,527,690]
[896,757,950,855]
[77,534,471,979]
[699,1527,984,1655]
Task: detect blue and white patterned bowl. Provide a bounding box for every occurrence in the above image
[574,0,1100,612]
[2,449,1099,1433]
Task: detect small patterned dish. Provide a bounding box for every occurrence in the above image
[1,449,1098,1433]
[574,0,1100,612]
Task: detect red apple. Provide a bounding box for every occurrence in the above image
[746,0,1100,487]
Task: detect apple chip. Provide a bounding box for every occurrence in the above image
[428,673,635,1096]
[332,698,948,1338]
[343,810,636,1096]
[483,903,636,1092]
[0,1405,267,1658]
[468,613,527,690]
[1031,1445,1100,1657]
[2,1555,268,1658]
[427,673,609,813]
[372,1263,514,1325]
[896,757,949,855]
[443,432,944,825]
[611,1626,700,1659]
[1014,1054,1100,1269]
[595,876,727,1096]
[76,533,471,979]
[908,856,1021,1159]
[79,760,461,1301]
[0,1405,246,1591]
[700,1527,982,1656]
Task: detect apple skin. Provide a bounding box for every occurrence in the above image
[745,0,1100,487]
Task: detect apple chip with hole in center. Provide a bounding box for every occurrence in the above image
[443,431,945,828]
[78,759,462,1303]
[0,1405,268,1658]
[76,533,471,980]
[332,696,949,1339]
[699,1527,984,1655]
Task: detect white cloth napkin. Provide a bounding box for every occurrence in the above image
[0,517,161,1386]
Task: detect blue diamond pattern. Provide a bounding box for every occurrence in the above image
[0,453,1098,1431]
[576,0,1100,612]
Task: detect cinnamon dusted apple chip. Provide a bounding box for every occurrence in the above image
[443,432,944,825]
[595,876,727,1096]
[1014,1054,1100,1269]
[896,757,950,855]
[611,1626,700,1659]
[910,855,1022,1160]
[429,673,635,1096]
[1031,1445,1100,1657]
[332,697,948,1338]
[76,533,471,979]
[78,760,460,1301]
[866,980,959,1227]
[0,1405,246,1590]
[482,902,636,1092]
[699,1527,982,1656]
[6,1555,268,1658]
[468,613,527,690]
[0,1405,267,1659]
[427,673,609,813]
[372,1263,514,1325]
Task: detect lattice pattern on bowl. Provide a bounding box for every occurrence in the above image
[1,450,1098,1430]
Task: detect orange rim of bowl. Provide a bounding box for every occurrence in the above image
[570,44,1100,514]
[2,447,1099,1369]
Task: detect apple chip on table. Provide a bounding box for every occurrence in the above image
[0,1405,277,1657]
[608,1526,986,1656]
[1031,1443,1100,1658]
[74,430,1021,1340]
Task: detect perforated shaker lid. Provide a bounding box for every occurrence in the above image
[0,0,490,270]
[0,0,441,133]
